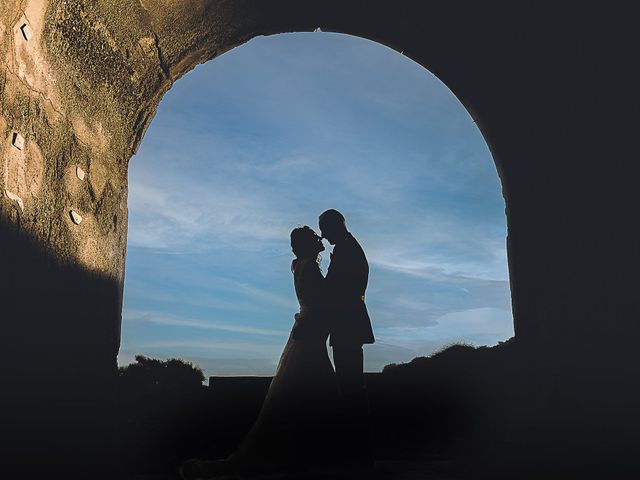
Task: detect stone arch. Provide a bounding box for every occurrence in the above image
[122,0,519,349]
[3,1,640,476]
[123,29,513,371]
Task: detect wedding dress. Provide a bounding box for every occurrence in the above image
[227,257,339,471]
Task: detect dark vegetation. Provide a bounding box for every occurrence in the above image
[116,341,526,478]
[117,356,276,475]
[119,355,206,390]
[116,340,640,478]
[117,356,212,473]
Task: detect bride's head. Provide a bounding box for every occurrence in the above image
[290,226,325,260]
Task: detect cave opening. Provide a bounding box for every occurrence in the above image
[119,32,513,380]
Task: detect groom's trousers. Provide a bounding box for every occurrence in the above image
[332,344,373,463]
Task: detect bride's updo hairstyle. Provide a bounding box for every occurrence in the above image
[290,226,320,259]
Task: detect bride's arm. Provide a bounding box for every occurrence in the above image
[298,261,325,308]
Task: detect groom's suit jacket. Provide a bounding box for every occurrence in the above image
[325,232,375,347]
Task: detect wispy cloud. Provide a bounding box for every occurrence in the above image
[130,339,282,357]
[127,176,291,252]
[123,310,288,336]
[369,254,507,283]
[364,307,514,370]
[377,307,513,344]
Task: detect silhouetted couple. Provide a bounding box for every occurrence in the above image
[181,209,375,478]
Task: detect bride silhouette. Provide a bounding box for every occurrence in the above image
[180,226,339,479]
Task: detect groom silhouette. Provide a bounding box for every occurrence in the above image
[319,209,375,467]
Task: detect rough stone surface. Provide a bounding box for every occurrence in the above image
[2,0,640,477]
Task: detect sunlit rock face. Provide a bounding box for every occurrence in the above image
[1,0,640,476]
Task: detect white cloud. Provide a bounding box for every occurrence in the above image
[123,310,288,336]
[127,170,294,253]
[375,307,513,351]
[125,339,282,358]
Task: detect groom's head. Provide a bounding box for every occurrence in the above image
[319,209,348,245]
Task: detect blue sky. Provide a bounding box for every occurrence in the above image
[118,32,514,377]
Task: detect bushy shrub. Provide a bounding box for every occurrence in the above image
[118,355,205,390]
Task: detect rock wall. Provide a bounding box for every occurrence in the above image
[2,0,640,476]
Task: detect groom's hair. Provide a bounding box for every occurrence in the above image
[319,209,345,226]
